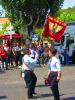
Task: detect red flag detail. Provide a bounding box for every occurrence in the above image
[42,16,66,42]
[42,19,51,37]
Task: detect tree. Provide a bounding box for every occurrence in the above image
[0,0,64,37]
[57,6,75,22]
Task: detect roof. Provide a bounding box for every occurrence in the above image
[0,18,10,24]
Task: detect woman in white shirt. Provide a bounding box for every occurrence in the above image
[47,46,61,100]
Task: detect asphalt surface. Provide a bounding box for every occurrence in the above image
[0,65,75,100]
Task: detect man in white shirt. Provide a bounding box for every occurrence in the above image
[21,48,37,99]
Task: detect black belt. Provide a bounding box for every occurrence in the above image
[25,70,31,72]
[25,70,33,72]
[50,71,58,73]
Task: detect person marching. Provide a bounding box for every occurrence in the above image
[21,48,37,99]
[47,46,61,100]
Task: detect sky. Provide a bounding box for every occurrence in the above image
[0,5,5,17]
[0,5,3,12]
[0,5,3,11]
[62,0,75,9]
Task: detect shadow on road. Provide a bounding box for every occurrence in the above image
[35,84,64,99]
[38,93,52,97]
[32,93,64,99]
[63,97,75,100]
[0,96,8,99]
[0,70,5,74]
[33,93,52,99]
[36,84,46,87]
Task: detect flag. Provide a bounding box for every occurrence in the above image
[42,18,51,37]
[42,16,66,42]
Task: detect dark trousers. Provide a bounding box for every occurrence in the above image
[15,53,21,66]
[19,54,24,65]
[24,70,37,98]
[50,72,60,100]
[2,58,8,70]
[41,54,49,64]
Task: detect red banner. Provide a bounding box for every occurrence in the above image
[42,16,66,42]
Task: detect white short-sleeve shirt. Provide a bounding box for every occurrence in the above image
[22,54,37,71]
[48,56,61,72]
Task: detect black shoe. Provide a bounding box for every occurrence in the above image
[6,67,9,70]
[28,95,33,99]
[25,86,28,88]
[33,92,37,95]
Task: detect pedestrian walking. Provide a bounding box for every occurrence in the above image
[46,46,61,100]
[21,48,37,99]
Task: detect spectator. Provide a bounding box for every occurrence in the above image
[0,45,8,70]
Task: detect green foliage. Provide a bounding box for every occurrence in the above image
[2,22,9,30]
[0,23,9,34]
[34,28,43,36]
[0,30,5,34]
[57,7,75,22]
[12,19,22,34]
[33,28,43,40]
[34,28,51,41]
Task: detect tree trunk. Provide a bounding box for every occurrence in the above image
[22,22,28,40]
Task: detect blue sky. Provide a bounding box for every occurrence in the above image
[62,0,75,9]
[0,5,2,11]
[0,5,5,17]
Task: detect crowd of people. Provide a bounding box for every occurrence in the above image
[0,39,75,100]
[55,43,75,65]
[0,42,26,70]
[0,40,75,71]
[0,40,62,100]
[0,41,50,70]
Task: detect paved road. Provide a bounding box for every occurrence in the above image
[0,65,75,100]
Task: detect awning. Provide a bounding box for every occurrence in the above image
[0,33,22,39]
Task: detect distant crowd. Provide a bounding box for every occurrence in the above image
[0,40,50,71]
[0,40,75,71]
